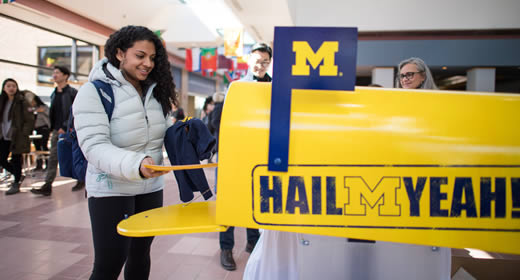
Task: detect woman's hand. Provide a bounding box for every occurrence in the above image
[139,157,169,179]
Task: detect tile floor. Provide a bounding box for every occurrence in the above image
[0,166,249,280]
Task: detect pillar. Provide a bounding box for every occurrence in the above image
[180,69,189,110]
[467,68,495,92]
[371,67,394,88]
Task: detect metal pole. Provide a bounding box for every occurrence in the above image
[71,39,77,81]
[92,45,99,65]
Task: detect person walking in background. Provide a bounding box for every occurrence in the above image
[216,42,272,271]
[73,25,176,280]
[0,79,34,195]
[396,57,438,89]
[208,91,225,155]
[28,93,50,170]
[31,65,82,196]
[201,96,214,126]
[202,96,215,162]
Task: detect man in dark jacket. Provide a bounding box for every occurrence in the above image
[215,43,272,271]
[31,66,82,196]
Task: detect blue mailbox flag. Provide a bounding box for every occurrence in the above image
[268,27,358,171]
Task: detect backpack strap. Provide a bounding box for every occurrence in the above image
[91,80,115,122]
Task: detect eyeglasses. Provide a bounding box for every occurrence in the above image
[255,61,271,67]
[399,71,423,80]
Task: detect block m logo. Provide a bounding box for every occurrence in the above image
[291,41,339,76]
[344,176,401,216]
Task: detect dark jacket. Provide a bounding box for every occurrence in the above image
[0,92,35,154]
[164,118,216,202]
[49,84,77,131]
[208,102,223,152]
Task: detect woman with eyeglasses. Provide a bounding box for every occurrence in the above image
[396,57,437,89]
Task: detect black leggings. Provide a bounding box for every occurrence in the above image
[0,139,22,183]
[88,190,163,280]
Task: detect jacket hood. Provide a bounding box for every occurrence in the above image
[88,58,126,87]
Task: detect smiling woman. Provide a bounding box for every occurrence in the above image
[116,40,156,94]
[72,25,177,280]
[396,57,438,90]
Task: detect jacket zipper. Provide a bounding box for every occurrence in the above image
[142,90,150,193]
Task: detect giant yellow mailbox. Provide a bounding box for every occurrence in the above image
[119,82,520,254]
[118,26,520,255]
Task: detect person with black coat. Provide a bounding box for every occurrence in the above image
[207,92,224,154]
[0,79,34,195]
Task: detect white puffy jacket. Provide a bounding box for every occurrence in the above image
[73,58,172,197]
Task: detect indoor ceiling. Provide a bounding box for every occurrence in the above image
[3,0,520,48]
[46,0,220,47]
[0,1,108,45]
[223,0,293,44]
[2,0,519,81]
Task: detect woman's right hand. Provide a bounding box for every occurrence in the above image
[139,157,169,179]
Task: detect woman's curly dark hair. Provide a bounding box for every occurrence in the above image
[104,25,177,116]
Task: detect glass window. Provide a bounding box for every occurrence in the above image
[37,45,94,84]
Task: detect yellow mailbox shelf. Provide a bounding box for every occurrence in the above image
[117,201,227,237]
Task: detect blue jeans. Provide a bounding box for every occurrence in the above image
[220,226,260,250]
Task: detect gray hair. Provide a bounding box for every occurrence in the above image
[396,57,437,89]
